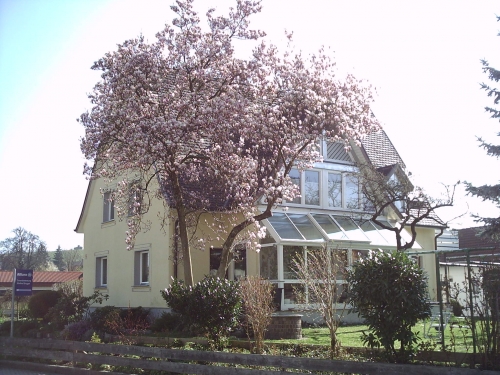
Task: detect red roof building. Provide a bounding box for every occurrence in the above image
[0,271,83,295]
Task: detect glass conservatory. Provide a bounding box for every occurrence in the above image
[259,211,420,309]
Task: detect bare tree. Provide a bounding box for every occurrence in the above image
[62,248,83,271]
[357,163,457,251]
[0,227,49,271]
[240,276,275,354]
[293,247,347,357]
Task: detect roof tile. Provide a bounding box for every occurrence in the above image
[361,130,406,169]
[0,271,82,284]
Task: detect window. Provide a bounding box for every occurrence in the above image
[140,251,149,284]
[134,249,150,285]
[260,245,278,280]
[327,172,342,207]
[304,170,320,205]
[232,247,247,280]
[210,247,247,280]
[289,169,301,204]
[210,248,223,276]
[103,192,114,222]
[96,257,108,287]
[281,246,348,305]
[283,245,303,279]
[128,184,143,216]
[345,175,360,209]
[288,169,361,210]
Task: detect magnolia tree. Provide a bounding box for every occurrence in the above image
[80,0,379,285]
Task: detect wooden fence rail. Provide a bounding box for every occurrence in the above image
[0,337,497,375]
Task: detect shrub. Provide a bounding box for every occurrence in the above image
[119,306,150,323]
[62,320,93,341]
[89,305,150,337]
[0,320,13,334]
[161,276,242,349]
[150,312,183,333]
[20,321,39,335]
[240,276,275,354]
[28,290,61,320]
[0,320,38,336]
[90,306,122,334]
[46,283,108,328]
[450,299,463,317]
[117,306,150,337]
[347,251,431,363]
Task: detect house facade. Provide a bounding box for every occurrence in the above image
[76,130,444,316]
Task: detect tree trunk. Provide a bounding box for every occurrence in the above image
[171,173,194,286]
[216,209,273,279]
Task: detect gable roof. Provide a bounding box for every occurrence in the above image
[0,271,82,284]
[361,129,406,170]
[409,209,447,228]
[360,129,446,229]
[75,178,93,234]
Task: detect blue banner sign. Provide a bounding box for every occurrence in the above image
[14,269,33,296]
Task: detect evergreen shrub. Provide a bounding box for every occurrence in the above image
[161,276,242,348]
[28,290,61,320]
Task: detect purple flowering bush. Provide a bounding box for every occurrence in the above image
[62,320,93,341]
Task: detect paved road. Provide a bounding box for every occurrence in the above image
[0,368,58,375]
[0,362,61,375]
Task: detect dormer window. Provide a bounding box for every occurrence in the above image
[323,141,353,164]
[389,173,406,212]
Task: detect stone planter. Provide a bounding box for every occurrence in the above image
[266,313,302,340]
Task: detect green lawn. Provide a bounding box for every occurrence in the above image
[265,321,477,353]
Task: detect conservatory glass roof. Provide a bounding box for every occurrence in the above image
[264,212,421,249]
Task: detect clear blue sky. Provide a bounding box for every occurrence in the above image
[0,0,499,250]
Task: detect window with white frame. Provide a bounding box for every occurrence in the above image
[327,172,342,207]
[389,174,406,212]
[209,246,247,281]
[345,174,360,209]
[304,170,320,205]
[140,251,149,284]
[128,184,143,217]
[96,256,108,287]
[289,169,301,204]
[260,245,278,280]
[134,248,150,285]
[103,192,115,222]
[288,168,361,209]
[259,245,358,306]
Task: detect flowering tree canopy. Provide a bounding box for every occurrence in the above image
[79,0,379,285]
